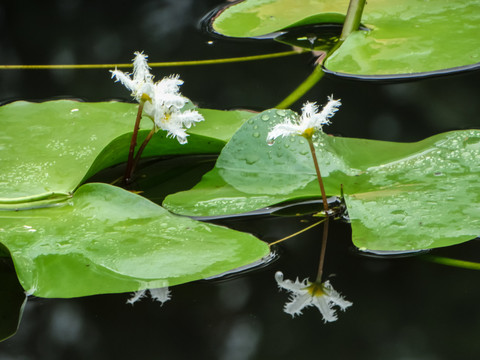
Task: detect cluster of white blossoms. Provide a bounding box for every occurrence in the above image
[111,51,204,144]
[267,96,341,143]
[275,271,352,322]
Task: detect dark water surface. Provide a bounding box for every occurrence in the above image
[1,1,480,359]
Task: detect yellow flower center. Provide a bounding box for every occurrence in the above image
[307,282,325,297]
[302,127,315,139]
[141,93,152,102]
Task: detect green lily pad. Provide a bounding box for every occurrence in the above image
[164,109,480,251]
[0,183,269,298]
[0,100,252,208]
[211,0,348,38]
[211,0,480,78]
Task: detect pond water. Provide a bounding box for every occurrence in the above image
[1,1,480,359]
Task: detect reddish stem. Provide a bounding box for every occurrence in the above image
[124,100,145,184]
[129,127,156,179]
[307,137,329,212]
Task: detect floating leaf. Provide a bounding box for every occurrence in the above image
[164,109,480,250]
[0,183,269,298]
[0,100,252,208]
[211,0,347,38]
[211,0,480,78]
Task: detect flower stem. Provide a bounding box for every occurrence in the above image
[0,51,302,70]
[340,0,366,41]
[420,255,480,271]
[124,100,145,184]
[128,126,156,181]
[316,217,330,283]
[307,137,329,212]
[276,62,325,109]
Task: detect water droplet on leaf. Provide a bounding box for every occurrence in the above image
[245,153,259,164]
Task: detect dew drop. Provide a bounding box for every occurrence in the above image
[284,143,290,149]
[245,153,259,164]
[261,114,270,121]
[253,125,258,130]
[267,140,274,146]
[253,132,260,138]
[300,149,309,155]
[276,110,286,116]
[248,119,254,125]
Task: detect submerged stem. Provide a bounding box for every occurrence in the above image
[124,100,146,184]
[421,255,480,271]
[276,63,325,109]
[340,0,366,41]
[276,0,366,108]
[268,218,326,247]
[307,137,329,212]
[316,217,330,283]
[0,51,302,70]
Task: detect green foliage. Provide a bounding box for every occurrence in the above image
[164,109,480,251]
[0,100,252,209]
[2,0,479,302]
[212,0,480,77]
[0,100,268,299]
[0,183,269,298]
[212,0,348,38]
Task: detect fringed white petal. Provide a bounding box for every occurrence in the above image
[156,91,188,110]
[323,280,353,311]
[171,110,204,129]
[110,69,136,92]
[157,74,184,93]
[267,122,304,141]
[312,295,338,323]
[132,51,152,83]
[301,102,319,119]
[167,128,189,145]
[275,271,308,292]
[284,292,311,317]
[318,96,341,123]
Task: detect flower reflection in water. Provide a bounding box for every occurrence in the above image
[127,287,171,306]
[275,271,352,322]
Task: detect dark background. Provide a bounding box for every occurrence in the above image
[1,1,479,359]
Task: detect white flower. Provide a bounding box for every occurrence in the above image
[267,96,341,143]
[275,271,352,322]
[127,287,171,306]
[110,52,204,144]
